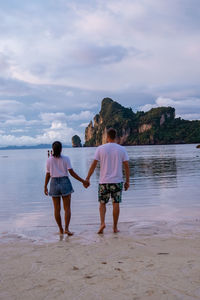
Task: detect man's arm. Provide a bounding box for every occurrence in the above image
[44,172,50,195]
[68,169,89,188]
[123,161,130,191]
[86,160,98,182]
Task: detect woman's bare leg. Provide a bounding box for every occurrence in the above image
[52,197,64,234]
[62,195,73,236]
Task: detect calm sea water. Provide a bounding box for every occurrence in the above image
[0,144,200,242]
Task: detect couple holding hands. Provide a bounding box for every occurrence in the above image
[44,128,130,236]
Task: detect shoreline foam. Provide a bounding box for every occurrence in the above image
[1,217,200,244]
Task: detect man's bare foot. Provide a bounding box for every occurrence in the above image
[98,224,106,234]
[64,230,74,236]
[113,227,120,233]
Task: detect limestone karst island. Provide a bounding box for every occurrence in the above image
[84,98,200,146]
[72,135,82,147]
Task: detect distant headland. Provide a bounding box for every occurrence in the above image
[0,144,71,150]
[84,98,200,146]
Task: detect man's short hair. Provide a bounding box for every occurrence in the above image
[107,128,117,140]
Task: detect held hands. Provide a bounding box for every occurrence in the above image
[83,179,90,188]
[124,181,130,191]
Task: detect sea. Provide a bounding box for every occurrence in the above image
[0,144,200,243]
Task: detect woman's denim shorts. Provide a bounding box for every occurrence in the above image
[49,176,74,197]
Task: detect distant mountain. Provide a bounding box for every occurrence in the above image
[84,98,200,146]
[0,144,71,150]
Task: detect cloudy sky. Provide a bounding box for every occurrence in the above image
[0,0,200,146]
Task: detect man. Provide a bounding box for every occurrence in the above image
[86,128,130,234]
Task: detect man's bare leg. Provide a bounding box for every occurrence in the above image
[52,197,64,234]
[98,202,106,234]
[62,195,73,236]
[113,203,120,233]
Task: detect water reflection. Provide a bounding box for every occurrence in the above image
[130,156,177,188]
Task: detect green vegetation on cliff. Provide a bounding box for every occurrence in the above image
[84,98,200,146]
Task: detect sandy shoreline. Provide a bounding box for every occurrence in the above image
[1,222,200,300]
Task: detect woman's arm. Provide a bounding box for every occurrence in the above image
[44,172,51,195]
[68,169,89,188]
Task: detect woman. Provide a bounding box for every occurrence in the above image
[44,141,89,235]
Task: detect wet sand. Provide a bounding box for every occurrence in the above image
[1,222,200,300]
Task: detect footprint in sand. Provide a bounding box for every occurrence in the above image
[145,290,154,296]
[114,267,122,271]
[48,278,57,283]
[84,274,95,279]
[146,264,154,268]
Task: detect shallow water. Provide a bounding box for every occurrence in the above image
[0,144,200,242]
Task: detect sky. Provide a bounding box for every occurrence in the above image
[0,0,200,146]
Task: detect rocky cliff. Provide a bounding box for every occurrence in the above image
[84,98,200,146]
[72,135,82,147]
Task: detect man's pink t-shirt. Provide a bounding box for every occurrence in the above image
[46,155,72,177]
[94,143,129,184]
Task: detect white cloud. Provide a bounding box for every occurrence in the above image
[1,0,199,92]
[0,134,36,146]
[40,112,67,124]
[31,102,50,110]
[156,97,200,110]
[4,115,27,126]
[107,1,146,19]
[1,115,39,126]
[10,129,28,133]
[66,90,74,97]
[38,121,78,144]
[0,100,23,114]
[68,110,94,121]
[139,103,156,112]
[176,113,200,121]
[74,102,99,109]
[80,122,89,128]
[139,97,200,120]
[0,52,12,76]
[0,121,81,146]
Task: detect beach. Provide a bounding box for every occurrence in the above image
[1,222,200,300]
[1,145,200,299]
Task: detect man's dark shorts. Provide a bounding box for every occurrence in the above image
[98,182,123,204]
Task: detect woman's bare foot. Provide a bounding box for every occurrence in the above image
[64,230,74,236]
[98,224,106,234]
[113,227,120,233]
[59,228,64,235]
